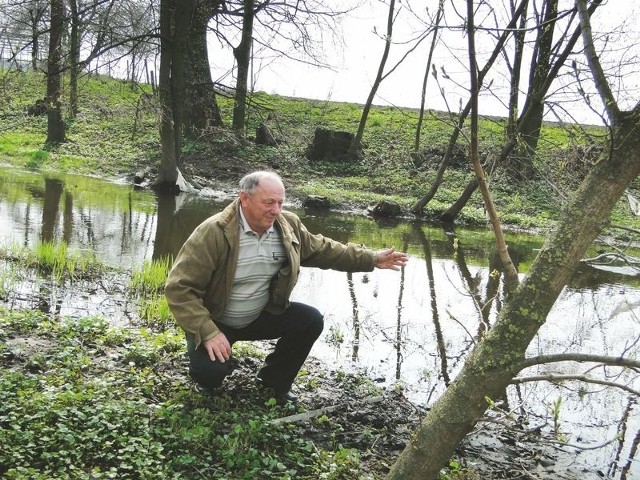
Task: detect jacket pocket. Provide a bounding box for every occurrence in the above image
[270,265,293,306]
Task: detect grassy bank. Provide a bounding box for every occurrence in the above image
[1,69,637,233]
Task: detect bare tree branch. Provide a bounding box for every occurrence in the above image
[517,353,640,371]
[512,373,640,397]
[576,0,621,122]
[466,0,520,290]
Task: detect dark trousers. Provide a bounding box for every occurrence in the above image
[186,302,324,392]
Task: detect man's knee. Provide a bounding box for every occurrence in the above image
[186,335,234,388]
[305,306,324,339]
[189,355,234,389]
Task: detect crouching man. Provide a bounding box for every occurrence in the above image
[165,171,407,404]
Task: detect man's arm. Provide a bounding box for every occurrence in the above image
[165,219,223,347]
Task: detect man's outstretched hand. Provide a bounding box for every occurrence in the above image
[375,247,408,271]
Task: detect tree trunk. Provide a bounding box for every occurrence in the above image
[46,0,65,144]
[349,0,395,158]
[157,0,194,191]
[437,178,477,223]
[465,0,520,289]
[158,0,180,186]
[68,0,79,118]
[414,0,444,153]
[185,0,223,134]
[505,0,528,140]
[509,0,558,181]
[232,0,255,134]
[386,93,640,480]
[170,0,192,160]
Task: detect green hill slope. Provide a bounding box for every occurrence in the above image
[0,70,637,233]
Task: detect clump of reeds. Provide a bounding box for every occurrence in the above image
[0,241,101,282]
[0,260,18,300]
[32,241,100,281]
[130,257,172,296]
[130,256,174,327]
[138,296,174,326]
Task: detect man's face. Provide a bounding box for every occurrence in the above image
[239,177,285,236]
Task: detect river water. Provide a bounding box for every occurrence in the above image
[1,165,639,478]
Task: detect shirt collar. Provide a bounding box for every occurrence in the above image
[238,204,275,236]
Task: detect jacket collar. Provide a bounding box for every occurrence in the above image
[217,198,240,229]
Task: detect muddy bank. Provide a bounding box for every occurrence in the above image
[220,352,595,479]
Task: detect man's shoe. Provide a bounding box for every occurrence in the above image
[256,377,297,405]
[273,390,298,406]
[194,383,223,397]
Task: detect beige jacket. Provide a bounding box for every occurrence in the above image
[165,199,377,347]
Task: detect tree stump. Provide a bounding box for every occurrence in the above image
[302,195,331,210]
[306,127,355,162]
[368,200,404,218]
[256,123,278,146]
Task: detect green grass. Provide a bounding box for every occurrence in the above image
[0,241,103,285]
[130,257,174,327]
[0,166,158,219]
[33,241,70,278]
[0,261,18,300]
[130,257,172,295]
[33,241,101,279]
[137,295,174,326]
[0,132,48,161]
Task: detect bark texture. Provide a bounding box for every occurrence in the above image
[157,0,195,190]
[158,0,179,186]
[185,0,223,134]
[509,0,558,180]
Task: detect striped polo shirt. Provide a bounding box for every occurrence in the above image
[218,206,287,328]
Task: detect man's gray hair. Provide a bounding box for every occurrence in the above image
[239,171,283,195]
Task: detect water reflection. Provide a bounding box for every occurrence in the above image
[1,166,639,477]
[416,223,451,389]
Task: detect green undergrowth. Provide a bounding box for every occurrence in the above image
[0,245,398,478]
[0,246,416,478]
[0,306,383,480]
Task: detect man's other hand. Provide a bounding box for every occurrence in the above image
[203,332,232,362]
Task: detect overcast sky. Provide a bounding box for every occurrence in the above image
[209,0,640,126]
